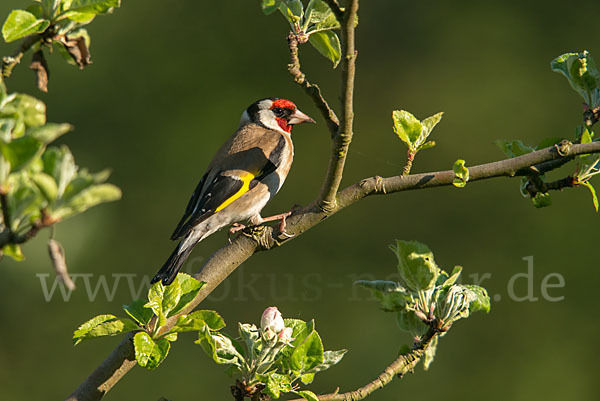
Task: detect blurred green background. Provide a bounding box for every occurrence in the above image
[0,1,599,400]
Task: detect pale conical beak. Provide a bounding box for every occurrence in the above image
[288,109,316,125]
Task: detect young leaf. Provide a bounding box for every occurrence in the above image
[31,172,58,203]
[27,123,73,144]
[308,349,347,373]
[494,139,534,158]
[0,136,44,172]
[133,331,170,370]
[264,373,292,399]
[52,183,121,219]
[2,243,24,261]
[262,0,283,15]
[392,110,422,150]
[195,326,242,365]
[422,336,438,371]
[61,0,121,15]
[308,30,341,68]
[289,331,324,374]
[2,94,47,128]
[73,314,139,345]
[551,51,600,106]
[389,240,439,292]
[167,273,205,316]
[161,277,182,317]
[291,390,319,401]
[123,298,154,326]
[396,309,428,337]
[2,10,50,43]
[580,181,599,212]
[531,192,552,208]
[172,310,225,332]
[355,280,411,312]
[452,159,469,188]
[462,284,491,314]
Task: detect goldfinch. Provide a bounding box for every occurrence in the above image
[151,98,315,285]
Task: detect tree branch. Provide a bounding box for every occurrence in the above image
[65,140,600,401]
[287,33,340,136]
[318,0,359,211]
[289,328,438,401]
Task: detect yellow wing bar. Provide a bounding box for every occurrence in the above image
[214,172,256,212]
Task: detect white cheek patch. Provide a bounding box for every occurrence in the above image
[257,109,289,135]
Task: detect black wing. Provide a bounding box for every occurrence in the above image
[170,137,286,240]
[170,173,244,240]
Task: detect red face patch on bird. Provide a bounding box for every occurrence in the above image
[270,99,297,133]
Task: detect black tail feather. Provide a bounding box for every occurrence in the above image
[151,242,195,285]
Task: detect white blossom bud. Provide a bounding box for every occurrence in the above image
[261,306,285,334]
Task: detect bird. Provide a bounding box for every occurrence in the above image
[151,98,315,285]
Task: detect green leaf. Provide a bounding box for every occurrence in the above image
[279,0,303,23]
[167,273,205,317]
[172,310,225,332]
[421,112,443,140]
[123,298,154,326]
[290,331,324,373]
[531,192,552,208]
[536,137,564,150]
[73,314,139,345]
[462,284,491,314]
[423,336,438,371]
[2,10,50,43]
[133,331,170,370]
[580,181,599,212]
[392,110,422,150]
[62,0,121,15]
[27,123,73,144]
[309,349,347,373]
[551,51,600,106]
[261,0,283,15]
[494,139,535,158]
[264,373,292,399]
[291,390,319,401]
[1,94,46,128]
[305,0,340,33]
[309,30,341,68]
[145,281,166,327]
[452,159,469,188]
[162,278,182,317]
[0,136,44,172]
[53,183,121,219]
[292,390,319,401]
[389,240,439,292]
[440,265,462,287]
[355,280,411,312]
[2,243,24,261]
[31,172,58,203]
[195,325,242,365]
[396,309,428,336]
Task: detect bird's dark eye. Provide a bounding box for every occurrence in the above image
[272,107,285,117]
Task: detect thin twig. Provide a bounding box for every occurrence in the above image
[318,0,359,211]
[289,328,438,401]
[287,33,340,136]
[402,151,415,176]
[65,140,600,401]
[1,34,43,78]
